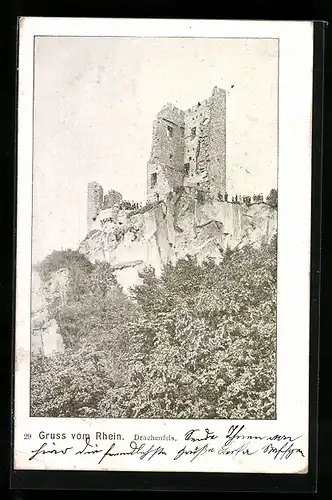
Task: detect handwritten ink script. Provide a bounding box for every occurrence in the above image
[174,425,305,463]
[28,425,305,466]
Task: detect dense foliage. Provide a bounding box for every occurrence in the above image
[34,249,93,282]
[31,238,277,419]
[266,188,278,209]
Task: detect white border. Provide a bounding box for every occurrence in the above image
[14,18,313,474]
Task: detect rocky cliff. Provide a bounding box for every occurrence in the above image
[30,189,276,356]
[31,268,67,357]
[78,188,277,291]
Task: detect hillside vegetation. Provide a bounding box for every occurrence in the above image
[31,236,277,419]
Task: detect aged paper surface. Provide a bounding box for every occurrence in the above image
[14,18,313,474]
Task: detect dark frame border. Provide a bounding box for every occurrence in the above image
[9,18,324,493]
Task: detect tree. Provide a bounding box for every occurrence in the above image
[54,260,136,347]
[100,240,277,420]
[266,188,278,208]
[35,249,93,282]
[31,335,121,417]
[31,240,277,420]
[31,252,139,417]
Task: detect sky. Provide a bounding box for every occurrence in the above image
[32,36,278,263]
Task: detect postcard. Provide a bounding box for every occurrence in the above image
[14,17,314,474]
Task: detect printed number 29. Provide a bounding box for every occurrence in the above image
[24,433,31,440]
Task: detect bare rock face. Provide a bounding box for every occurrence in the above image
[78,189,277,291]
[31,268,67,357]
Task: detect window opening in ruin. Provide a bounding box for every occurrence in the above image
[189,156,192,160]
[191,127,196,138]
[184,163,190,176]
[151,172,157,188]
[166,125,174,138]
[170,153,173,159]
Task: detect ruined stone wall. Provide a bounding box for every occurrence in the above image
[147,103,185,202]
[87,181,103,232]
[183,97,212,191]
[208,86,227,197]
[103,189,123,209]
[183,87,226,197]
[146,87,226,203]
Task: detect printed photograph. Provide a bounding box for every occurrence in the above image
[30,36,278,420]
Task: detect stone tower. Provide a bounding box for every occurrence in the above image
[147,86,226,202]
[183,86,226,198]
[87,181,103,231]
[147,103,185,203]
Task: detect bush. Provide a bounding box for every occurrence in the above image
[113,241,277,419]
[35,249,93,282]
[266,188,278,209]
[31,240,277,419]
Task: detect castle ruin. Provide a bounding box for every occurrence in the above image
[147,86,226,202]
[87,183,123,232]
[81,86,278,291]
[87,86,227,231]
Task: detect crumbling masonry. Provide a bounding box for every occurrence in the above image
[87,86,227,230]
[87,183,123,232]
[147,86,226,202]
